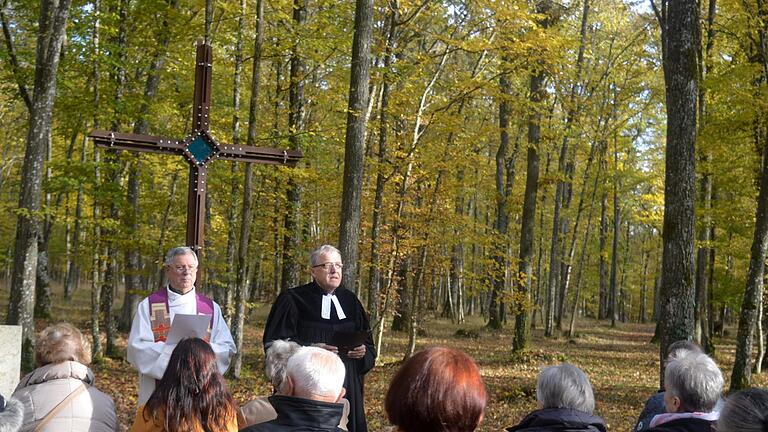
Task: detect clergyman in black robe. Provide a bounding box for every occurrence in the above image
[263,245,376,432]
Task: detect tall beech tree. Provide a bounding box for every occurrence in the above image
[338,0,374,294]
[6,0,73,370]
[513,0,557,352]
[653,0,700,383]
[731,0,768,390]
[280,0,307,292]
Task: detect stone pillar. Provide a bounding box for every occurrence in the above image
[0,325,22,397]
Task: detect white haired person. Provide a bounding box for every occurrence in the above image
[263,245,375,432]
[646,352,723,432]
[718,387,768,432]
[238,340,350,429]
[634,340,705,432]
[240,346,347,432]
[506,363,606,432]
[127,246,236,405]
[12,323,118,431]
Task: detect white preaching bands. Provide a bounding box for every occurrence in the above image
[321,293,347,320]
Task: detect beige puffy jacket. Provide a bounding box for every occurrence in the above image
[12,360,119,432]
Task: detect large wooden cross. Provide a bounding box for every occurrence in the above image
[89,41,302,267]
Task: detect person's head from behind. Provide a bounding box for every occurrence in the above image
[145,338,236,432]
[385,347,487,432]
[536,363,595,414]
[279,346,346,403]
[36,323,91,368]
[265,340,301,392]
[666,340,703,362]
[663,351,722,413]
[718,388,768,432]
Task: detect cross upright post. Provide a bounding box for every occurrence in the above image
[90,40,302,271]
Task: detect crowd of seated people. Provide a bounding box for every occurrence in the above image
[6,322,768,432]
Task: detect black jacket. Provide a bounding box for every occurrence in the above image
[506,408,608,432]
[647,418,715,432]
[239,395,345,432]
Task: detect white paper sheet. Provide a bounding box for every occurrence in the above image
[165,314,210,344]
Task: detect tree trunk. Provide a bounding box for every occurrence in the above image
[405,247,427,359]
[7,0,73,371]
[118,0,177,332]
[391,257,410,332]
[223,0,248,324]
[533,155,552,329]
[655,0,700,386]
[65,136,87,300]
[694,0,716,354]
[598,162,609,319]
[231,0,263,379]
[610,137,620,327]
[731,128,768,390]
[641,246,649,324]
[551,0,591,331]
[90,0,103,362]
[338,0,373,295]
[513,1,551,348]
[488,66,513,330]
[568,146,604,337]
[560,140,598,326]
[281,0,307,293]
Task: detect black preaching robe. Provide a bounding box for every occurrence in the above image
[263,282,376,432]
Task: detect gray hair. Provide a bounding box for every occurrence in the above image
[718,388,768,432]
[265,340,302,389]
[286,346,345,398]
[536,363,595,414]
[666,340,703,362]
[164,246,198,266]
[664,352,723,412]
[309,245,341,267]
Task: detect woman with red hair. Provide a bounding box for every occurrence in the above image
[129,337,238,432]
[385,347,487,432]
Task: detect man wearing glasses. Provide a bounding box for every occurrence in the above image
[263,244,376,432]
[127,246,236,405]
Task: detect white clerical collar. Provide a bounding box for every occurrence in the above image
[321,292,346,320]
[167,285,196,302]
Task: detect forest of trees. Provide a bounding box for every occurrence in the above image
[3,0,768,387]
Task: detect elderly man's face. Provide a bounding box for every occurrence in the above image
[311,251,343,293]
[165,253,198,294]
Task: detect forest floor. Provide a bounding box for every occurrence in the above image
[3,282,768,432]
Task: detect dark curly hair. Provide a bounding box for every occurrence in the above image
[143,337,236,432]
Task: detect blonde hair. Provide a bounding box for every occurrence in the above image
[36,323,91,367]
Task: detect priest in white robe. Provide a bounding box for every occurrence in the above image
[127,246,236,405]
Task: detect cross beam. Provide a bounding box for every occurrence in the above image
[89,41,302,265]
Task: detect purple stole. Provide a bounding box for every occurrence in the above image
[148,288,214,343]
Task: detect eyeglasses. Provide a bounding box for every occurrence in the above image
[171,265,198,274]
[312,262,343,271]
